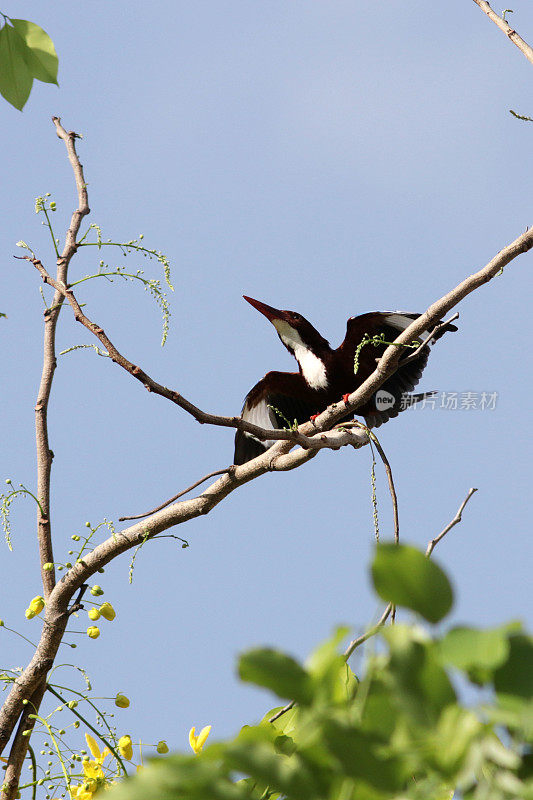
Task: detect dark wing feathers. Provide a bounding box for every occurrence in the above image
[340,311,456,429]
[234,372,322,466]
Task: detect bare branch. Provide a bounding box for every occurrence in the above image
[426,488,478,557]
[401,312,460,366]
[472,0,533,66]
[2,681,47,800]
[35,120,90,600]
[344,486,479,659]
[119,468,234,521]
[344,603,393,660]
[268,701,295,724]
[2,118,91,799]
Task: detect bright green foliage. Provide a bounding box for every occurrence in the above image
[0,16,58,110]
[107,546,533,800]
[371,542,453,622]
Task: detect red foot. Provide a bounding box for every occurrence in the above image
[342,393,351,405]
[310,413,320,423]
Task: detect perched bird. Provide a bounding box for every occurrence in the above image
[234,296,457,465]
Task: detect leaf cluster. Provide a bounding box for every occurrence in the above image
[0,16,58,110]
[107,545,533,800]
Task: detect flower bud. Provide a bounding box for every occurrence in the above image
[28,596,45,615]
[156,741,169,754]
[114,694,130,709]
[118,735,133,760]
[90,585,104,596]
[87,626,100,639]
[88,608,100,621]
[43,562,54,571]
[25,609,36,620]
[99,602,115,621]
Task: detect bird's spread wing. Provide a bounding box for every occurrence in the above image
[338,311,457,428]
[234,371,321,465]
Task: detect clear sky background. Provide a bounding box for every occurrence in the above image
[1,0,532,764]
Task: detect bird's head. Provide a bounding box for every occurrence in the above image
[243,296,332,389]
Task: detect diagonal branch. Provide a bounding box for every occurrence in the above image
[472,1,533,66]
[23,255,365,450]
[426,488,478,557]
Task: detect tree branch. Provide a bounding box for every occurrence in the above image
[472,1,533,66]
[35,121,89,600]
[426,488,478,557]
[1,119,92,800]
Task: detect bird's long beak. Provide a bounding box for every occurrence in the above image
[243,296,285,323]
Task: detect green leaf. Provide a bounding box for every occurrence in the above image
[439,626,509,672]
[322,719,404,791]
[10,19,58,84]
[305,627,356,704]
[427,705,482,776]
[371,543,453,623]
[238,648,313,705]
[384,625,456,727]
[0,23,33,110]
[495,634,533,700]
[263,705,299,736]
[225,740,319,800]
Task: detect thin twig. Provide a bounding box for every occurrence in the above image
[343,603,393,660]
[268,701,295,724]
[274,484,475,724]
[119,468,233,521]
[401,312,460,366]
[472,0,533,66]
[426,488,478,557]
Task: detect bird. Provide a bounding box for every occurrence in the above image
[233,296,457,465]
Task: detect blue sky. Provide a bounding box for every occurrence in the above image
[1,0,532,762]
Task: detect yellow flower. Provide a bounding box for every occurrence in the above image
[88,608,101,621]
[87,626,100,639]
[84,734,110,764]
[70,784,93,800]
[118,735,133,760]
[83,760,104,781]
[189,725,211,754]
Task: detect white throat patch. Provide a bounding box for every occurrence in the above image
[273,320,329,390]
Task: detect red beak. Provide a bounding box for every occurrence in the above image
[243,296,284,323]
